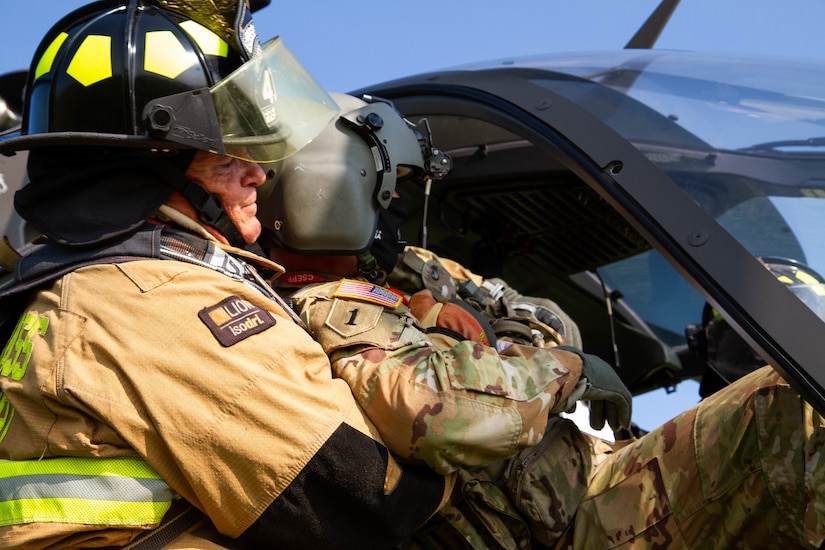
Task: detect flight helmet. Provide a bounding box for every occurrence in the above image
[257,92,450,279]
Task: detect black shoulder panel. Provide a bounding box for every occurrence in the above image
[239,422,447,549]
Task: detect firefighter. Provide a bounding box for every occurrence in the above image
[261,96,825,549]
[0,1,452,547]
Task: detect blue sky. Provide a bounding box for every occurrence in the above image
[2,0,824,429]
[3,1,825,92]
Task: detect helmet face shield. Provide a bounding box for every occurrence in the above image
[761,256,825,323]
[210,37,339,162]
[787,283,825,322]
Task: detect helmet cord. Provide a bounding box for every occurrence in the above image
[421,177,432,249]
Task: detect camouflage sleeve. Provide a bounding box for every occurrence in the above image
[290,280,585,474]
[387,247,582,349]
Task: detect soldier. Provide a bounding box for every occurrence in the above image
[260,92,632,548]
[0,2,452,547]
[261,91,632,466]
[261,94,825,549]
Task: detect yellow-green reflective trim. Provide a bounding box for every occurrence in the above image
[801,188,825,198]
[34,32,68,79]
[66,35,113,87]
[0,456,172,527]
[145,30,195,80]
[0,393,13,445]
[0,456,162,479]
[0,498,170,527]
[179,20,229,57]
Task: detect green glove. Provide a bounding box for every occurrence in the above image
[555,345,632,431]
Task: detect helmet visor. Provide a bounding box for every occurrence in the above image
[210,37,338,163]
[788,283,825,323]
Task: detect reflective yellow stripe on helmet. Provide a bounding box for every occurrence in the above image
[66,35,113,87]
[145,30,196,80]
[34,32,69,79]
[145,21,229,80]
[179,20,229,57]
[0,456,173,527]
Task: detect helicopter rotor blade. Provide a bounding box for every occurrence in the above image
[625,0,680,49]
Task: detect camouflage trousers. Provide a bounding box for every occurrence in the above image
[413,366,825,549]
[557,365,825,549]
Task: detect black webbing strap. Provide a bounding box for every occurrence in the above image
[119,499,205,549]
[174,178,265,256]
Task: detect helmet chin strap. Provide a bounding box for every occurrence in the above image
[177,178,265,255]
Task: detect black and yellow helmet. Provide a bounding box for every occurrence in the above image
[0,0,337,164]
[689,256,825,397]
[25,1,245,140]
[5,0,338,248]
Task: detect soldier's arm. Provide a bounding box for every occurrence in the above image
[388,247,583,354]
[291,280,586,474]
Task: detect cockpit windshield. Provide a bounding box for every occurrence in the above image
[472,51,825,344]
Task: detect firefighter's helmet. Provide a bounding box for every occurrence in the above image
[688,256,825,397]
[5,0,339,247]
[0,0,337,163]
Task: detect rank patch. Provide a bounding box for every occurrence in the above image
[199,296,275,347]
[333,279,402,309]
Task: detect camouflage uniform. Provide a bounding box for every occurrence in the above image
[418,364,825,549]
[288,279,588,474]
[287,246,629,549]
[290,247,825,548]
[392,249,825,548]
[555,365,825,549]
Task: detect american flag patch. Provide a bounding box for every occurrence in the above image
[333,279,402,309]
